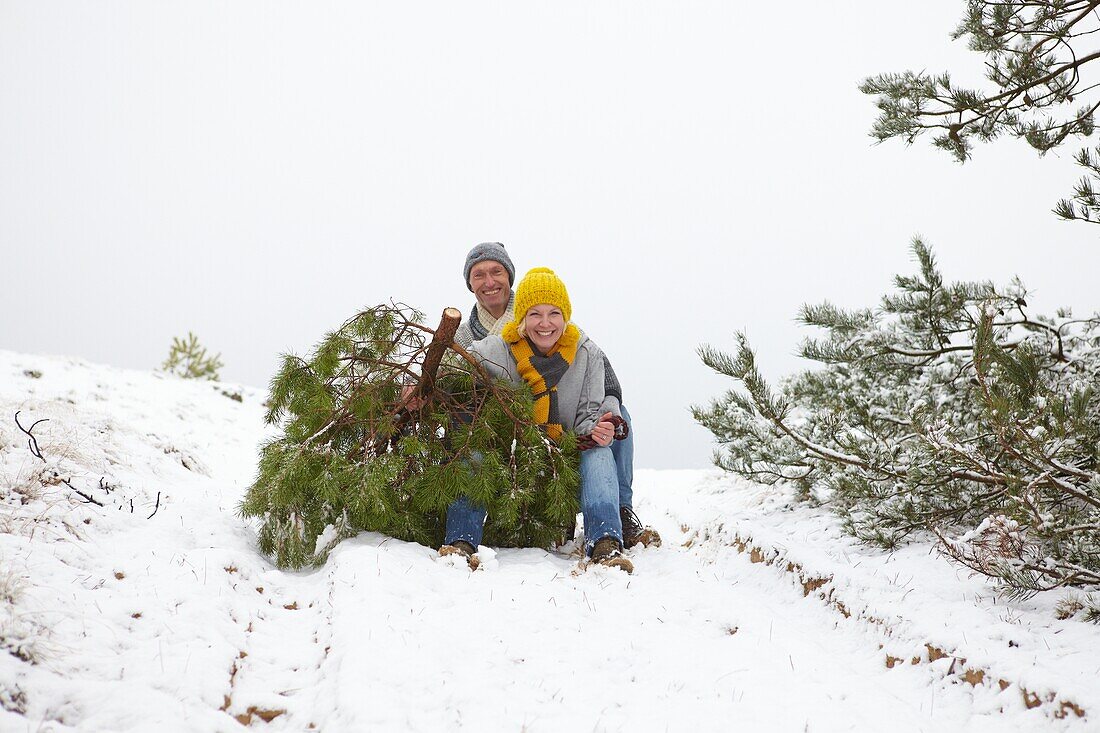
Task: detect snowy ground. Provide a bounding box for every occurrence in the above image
[0,350,1095,732]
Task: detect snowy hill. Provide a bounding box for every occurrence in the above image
[0,351,1095,732]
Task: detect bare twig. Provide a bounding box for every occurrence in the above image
[14,411,47,461]
[60,478,105,507]
[146,491,161,519]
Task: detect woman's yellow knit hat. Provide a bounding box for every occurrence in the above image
[514,267,572,324]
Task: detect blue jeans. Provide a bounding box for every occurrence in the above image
[576,446,624,554]
[444,446,623,556]
[612,404,635,509]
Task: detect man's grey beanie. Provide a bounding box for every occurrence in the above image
[463,242,516,291]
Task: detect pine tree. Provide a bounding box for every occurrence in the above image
[161,332,223,380]
[860,1,1100,223]
[239,303,580,569]
[694,239,1100,602]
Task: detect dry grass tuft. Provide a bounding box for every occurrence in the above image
[0,682,27,714]
[0,564,45,664]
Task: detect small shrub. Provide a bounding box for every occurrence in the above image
[161,332,223,380]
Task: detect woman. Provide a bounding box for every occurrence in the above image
[439,267,634,573]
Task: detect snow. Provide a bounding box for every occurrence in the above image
[313,524,341,558]
[0,350,1095,731]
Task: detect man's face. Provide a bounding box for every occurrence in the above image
[469,260,511,314]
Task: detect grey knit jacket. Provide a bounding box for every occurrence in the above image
[468,330,621,437]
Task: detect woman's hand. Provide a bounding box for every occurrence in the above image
[590,412,616,447]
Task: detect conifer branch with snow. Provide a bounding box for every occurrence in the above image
[695,238,1100,603]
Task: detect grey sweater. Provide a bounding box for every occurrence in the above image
[468,330,621,437]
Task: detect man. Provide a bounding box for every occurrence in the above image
[454,242,660,549]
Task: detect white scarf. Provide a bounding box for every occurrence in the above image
[475,291,515,337]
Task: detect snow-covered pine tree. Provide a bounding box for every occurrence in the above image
[694,239,1100,603]
[239,303,579,569]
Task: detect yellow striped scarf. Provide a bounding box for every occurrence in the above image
[502,322,581,440]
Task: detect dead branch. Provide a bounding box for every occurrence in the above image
[14,411,47,461]
[13,412,161,516]
[60,478,105,507]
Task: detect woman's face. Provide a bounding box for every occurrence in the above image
[524,304,566,353]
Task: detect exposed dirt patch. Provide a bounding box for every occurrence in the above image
[681,527,1091,722]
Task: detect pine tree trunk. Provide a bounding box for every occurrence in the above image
[414,307,462,400]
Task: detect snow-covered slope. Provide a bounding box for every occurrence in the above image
[0,351,1094,732]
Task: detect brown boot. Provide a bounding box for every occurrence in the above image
[439,540,480,570]
[620,506,661,549]
[590,537,634,574]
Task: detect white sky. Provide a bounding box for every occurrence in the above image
[3,1,1098,469]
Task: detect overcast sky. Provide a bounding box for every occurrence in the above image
[3,1,1098,469]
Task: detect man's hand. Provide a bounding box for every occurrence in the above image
[400,383,426,411]
[590,412,615,447]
